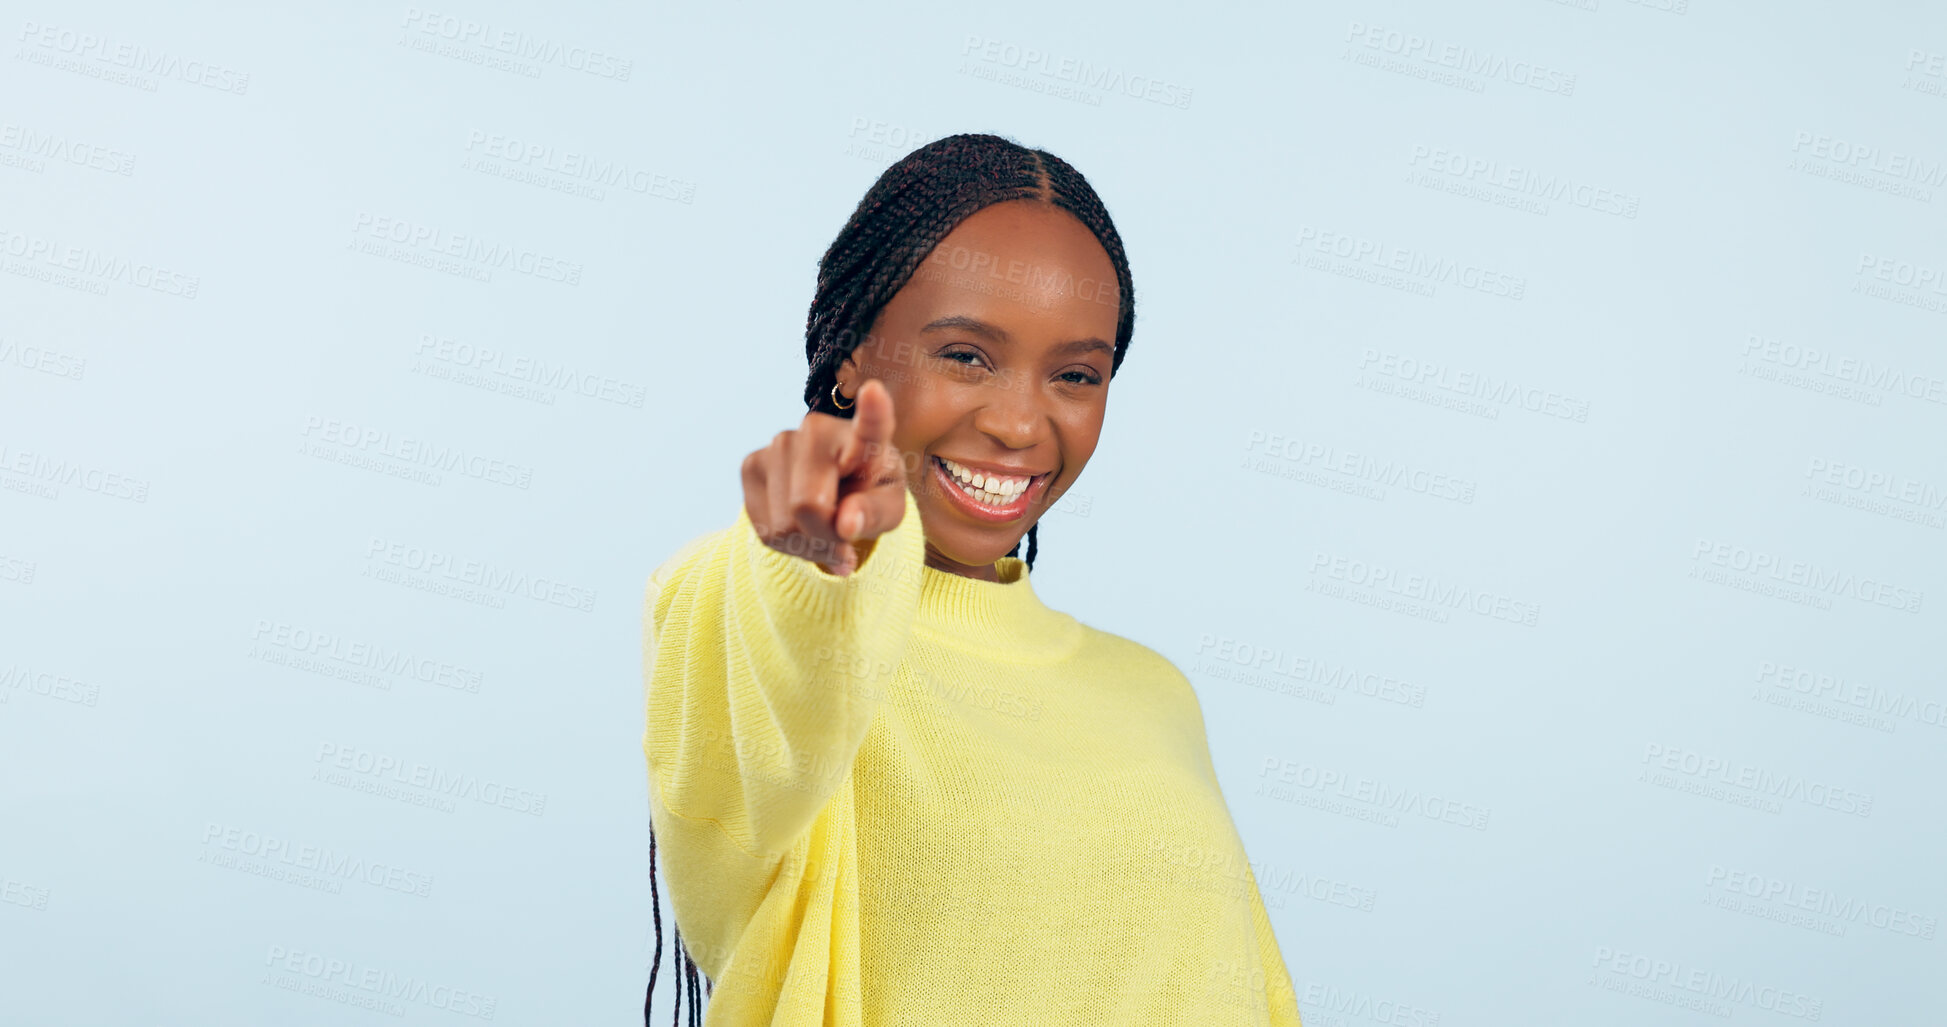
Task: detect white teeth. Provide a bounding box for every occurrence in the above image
[938,457,1032,507]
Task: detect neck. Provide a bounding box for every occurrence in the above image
[923,542,1001,582]
[913,548,1078,660]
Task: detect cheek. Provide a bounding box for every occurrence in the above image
[1056,404,1107,459]
[888,416,946,484]
[890,427,927,480]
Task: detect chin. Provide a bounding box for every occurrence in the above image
[928,531,1023,567]
[914,504,1032,569]
[972,539,1031,566]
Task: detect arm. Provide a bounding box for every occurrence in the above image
[1171,659,1304,1025]
[643,485,925,862]
[1249,878,1305,1026]
[645,376,915,865]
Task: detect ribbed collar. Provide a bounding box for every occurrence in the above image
[913,556,1083,662]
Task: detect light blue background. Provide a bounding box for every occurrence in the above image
[3,1,1941,1023]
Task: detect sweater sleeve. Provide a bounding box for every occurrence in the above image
[1249,874,1305,1026]
[642,486,925,862]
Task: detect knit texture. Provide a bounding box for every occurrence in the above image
[642,487,1302,1025]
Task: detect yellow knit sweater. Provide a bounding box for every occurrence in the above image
[641,486,1302,1025]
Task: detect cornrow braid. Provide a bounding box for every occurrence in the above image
[647,132,1134,1026]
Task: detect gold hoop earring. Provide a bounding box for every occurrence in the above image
[830,381,855,410]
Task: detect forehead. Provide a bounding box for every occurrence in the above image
[898,199,1120,340]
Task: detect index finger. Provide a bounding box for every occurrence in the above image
[838,378,896,473]
[835,480,908,543]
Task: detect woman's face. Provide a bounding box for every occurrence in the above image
[838,198,1121,579]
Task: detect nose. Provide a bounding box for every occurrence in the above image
[971,371,1047,450]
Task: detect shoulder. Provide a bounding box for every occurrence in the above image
[1075,623,1180,672]
[644,520,738,607]
[1072,621,1204,713]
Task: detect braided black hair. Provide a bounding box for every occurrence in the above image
[803,132,1136,575]
[646,132,1135,1025]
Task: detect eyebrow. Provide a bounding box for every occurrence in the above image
[920,315,1113,357]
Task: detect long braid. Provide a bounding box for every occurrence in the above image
[1006,522,1039,571]
[646,826,662,1025]
[646,820,710,1025]
[671,928,684,1027]
[648,133,1133,1021]
[687,944,702,1023]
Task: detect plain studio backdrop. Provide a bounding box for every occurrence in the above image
[2,0,1941,1022]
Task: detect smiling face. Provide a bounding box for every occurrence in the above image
[835,198,1122,581]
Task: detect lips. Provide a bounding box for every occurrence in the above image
[927,455,1053,524]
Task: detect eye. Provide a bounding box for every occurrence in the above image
[1059,369,1104,386]
[936,347,988,369]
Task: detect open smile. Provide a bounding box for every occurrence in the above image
[928,455,1053,524]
